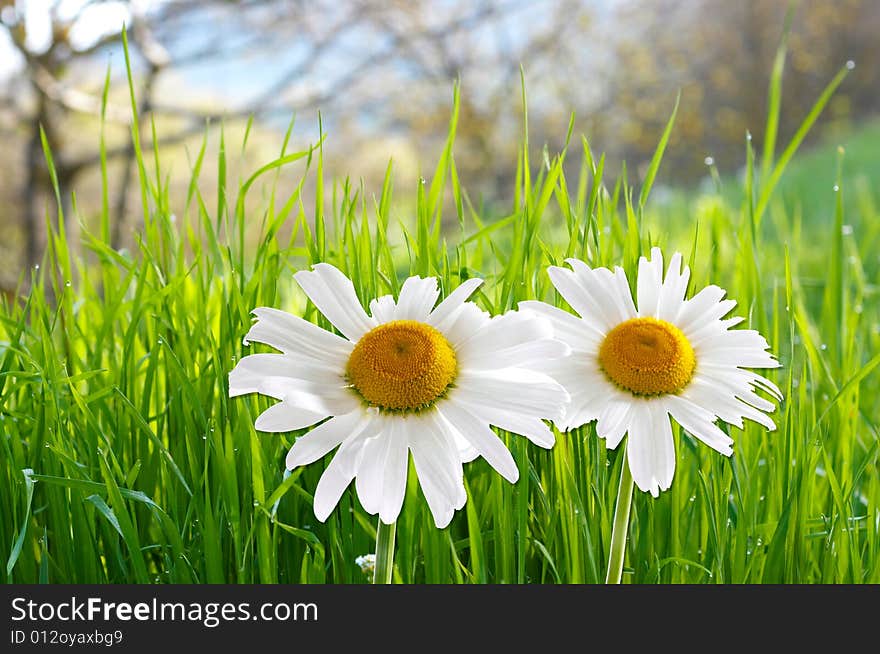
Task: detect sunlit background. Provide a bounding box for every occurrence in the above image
[1,0,878,292]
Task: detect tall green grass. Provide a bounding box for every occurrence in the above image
[2,49,878,584]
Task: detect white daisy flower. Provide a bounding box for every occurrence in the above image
[523,247,782,497]
[229,263,570,528]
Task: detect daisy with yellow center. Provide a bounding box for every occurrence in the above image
[522,247,782,498]
[229,263,570,531]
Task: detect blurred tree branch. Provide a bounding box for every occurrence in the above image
[0,0,877,287]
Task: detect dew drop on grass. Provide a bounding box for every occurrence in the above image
[843,224,855,235]
[689,495,696,502]
[704,156,714,166]
[34,264,40,270]
[854,304,863,314]
[846,60,855,70]
[833,184,839,192]
[64,281,71,287]
[820,343,827,350]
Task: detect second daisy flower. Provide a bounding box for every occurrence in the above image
[523,248,782,496]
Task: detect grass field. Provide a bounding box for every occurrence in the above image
[2,50,878,584]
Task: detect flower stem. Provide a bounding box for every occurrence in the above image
[605,448,634,584]
[373,519,396,584]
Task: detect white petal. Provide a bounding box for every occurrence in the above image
[698,327,770,351]
[313,418,378,522]
[683,300,738,339]
[664,395,734,456]
[286,409,366,469]
[518,300,603,350]
[354,434,386,514]
[636,247,664,318]
[698,345,779,369]
[313,455,356,522]
[379,420,410,523]
[457,310,570,370]
[229,354,358,415]
[735,367,783,400]
[255,401,327,432]
[684,378,778,431]
[596,401,633,449]
[369,295,397,323]
[409,412,466,528]
[675,285,727,331]
[457,309,551,352]
[228,353,343,398]
[651,404,677,493]
[556,366,624,431]
[453,430,480,463]
[584,264,638,324]
[691,373,778,431]
[454,397,556,448]
[657,252,690,322]
[625,405,657,497]
[354,417,410,523]
[244,307,352,360]
[437,400,519,483]
[547,265,619,331]
[427,278,484,332]
[394,276,440,322]
[414,412,467,501]
[626,401,675,497]
[414,473,455,529]
[438,302,492,349]
[700,367,777,412]
[453,368,569,422]
[462,338,570,371]
[293,263,377,341]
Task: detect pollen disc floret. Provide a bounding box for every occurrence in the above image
[598,317,695,396]
[347,320,457,411]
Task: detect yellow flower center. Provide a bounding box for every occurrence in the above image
[346,320,457,411]
[598,317,696,396]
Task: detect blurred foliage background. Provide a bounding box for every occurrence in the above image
[0,0,878,293]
